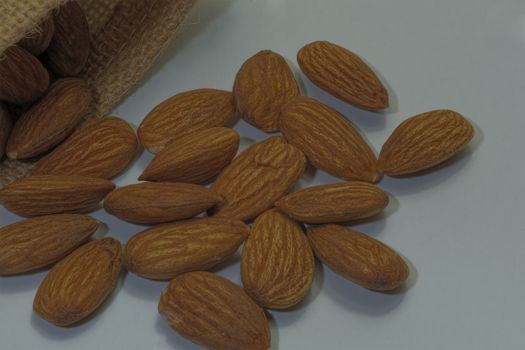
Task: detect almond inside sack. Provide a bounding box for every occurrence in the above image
[0,0,196,188]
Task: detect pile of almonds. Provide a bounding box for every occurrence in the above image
[0,17,474,349]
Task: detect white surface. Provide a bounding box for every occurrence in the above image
[1,0,525,349]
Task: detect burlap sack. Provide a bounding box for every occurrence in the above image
[0,0,196,188]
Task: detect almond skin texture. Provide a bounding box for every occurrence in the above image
[379,109,475,176]
[233,50,300,132]
[139,127,240,184]
[297,40,388,110]
[275,181,389,224]
[104,183,222,224]
[241,209,314,309]
[0,46,50,105]
[307,225,409,291]
[33,238,122,327]
[159,271,270,350]
[0,214,99,276]
[6,78,92,160]
[124,218,248,280]
[280,97,381,183]
[211,136,306,221]
[33,116,138,179]
[18,16,55,55]
[43,1,90,77]
[0,103,12,159]
[0,175,115,217]
[138,89,235,153]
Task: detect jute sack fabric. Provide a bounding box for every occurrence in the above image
[0,0,196,188]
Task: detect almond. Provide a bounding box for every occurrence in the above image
[0,46,50,105]
[211,136,306,221]
[139,127,239,184]
[159,271,270,350]
[33,238,122,327]
[43,1,90,77]
[6,78,92,160]
[0,214,99,275]
[18,16,55,55]
[241,209,314,309]
[379,109,475,176]
[33,116,138,179]
[297,40,388,110]
[233,50,300,132]
[124,218,248,280]
[275,181,389,224]
[307,224,409,291]
[0,103,12,159]
[0,175,115,217]
[138,89,235,153]
[280,96,381,183]
[104,182,221,224]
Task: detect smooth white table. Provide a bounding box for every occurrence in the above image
[2,0,525,349]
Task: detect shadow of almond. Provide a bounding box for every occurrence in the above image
[379,146,474,196]
[155,314,203,350]
[208,253,243,275]
[121,272,168,301]
[292,163,318,191]
[0,270,47,294]
[89,209,146,244]
[133,148,155,179]
[266,312,281,350]
[286,56,307,96]
[30,312,93,340]
[91,220,109,239]
[322,268,406,316]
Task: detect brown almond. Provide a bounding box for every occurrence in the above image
[104,183,221,224]
[33,116,138,179]
[297,40,388,110]
[18,16,55,55]
[0,46,50,105]
[241,209,314,309]
[280,96,381,182]
[124,218,248,280]
[139,127,239,184]
[275,181,389,224]
[307,224,409,291]
[6,78,92,160]
[33,238,121,327]
[43,1,90,77]
[233,50,300,132]
[211,136,306,221]
[138,89,235,153]
[0,103,12,159]
[379,109,475,176]
[159,271,270,350]
[0,175,115,217]
[0,214,99,275]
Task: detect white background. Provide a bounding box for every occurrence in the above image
[2,0,525,349]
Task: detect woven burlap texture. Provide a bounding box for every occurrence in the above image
[0,0,196,188]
